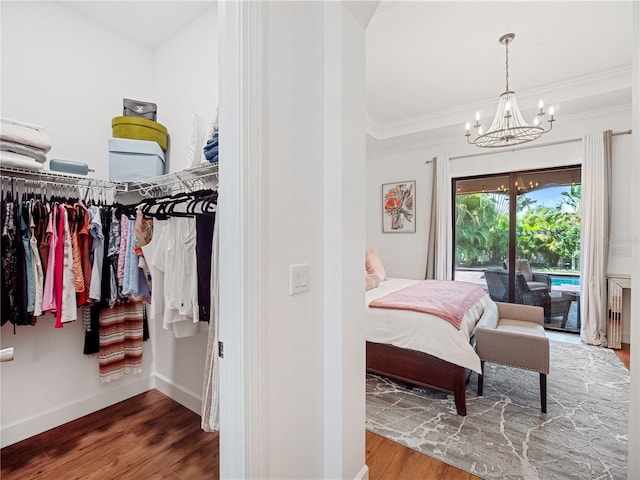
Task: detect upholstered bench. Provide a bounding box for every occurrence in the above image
[476,302,549,412]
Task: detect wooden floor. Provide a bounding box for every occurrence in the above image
[0,389,219,480]
[1,343,630,480]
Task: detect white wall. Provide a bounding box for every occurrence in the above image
[154,5,219,173]
[258,3,342,476]
[0,1,154,180]
[0,1,218,446]
[217,2,370,478]
[0,1,156,447]
[150,3,218,411]
[366,107,633,342]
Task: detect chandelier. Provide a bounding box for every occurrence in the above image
[465,33,555,148]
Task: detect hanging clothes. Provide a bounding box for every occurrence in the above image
[196,213,215,323]
[19,202,36,316]
[28,202,44,316]
[201,215,219,432]
[139,188,217,338]
[88,205,104,302]
[41,202,58,314]
[1,194,20,326]
[76,201,92,306]
[55,205,77,326]
[1,172,217,390]
[98,301,145,383]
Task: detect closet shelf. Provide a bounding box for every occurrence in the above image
[1,163,218,195]
[127,163,218,196]
[0,166,128,191]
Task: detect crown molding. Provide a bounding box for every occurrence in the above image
[367,101,632,158]
[366,66,633,141]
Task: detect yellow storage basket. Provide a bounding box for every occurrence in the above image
[112,116,168,151]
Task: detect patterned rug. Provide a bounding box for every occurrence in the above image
[366,340,629,480]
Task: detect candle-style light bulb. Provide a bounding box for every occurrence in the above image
[478,126,483,135]
[475,110,480,121]
[534,117,540,126]
[505,101,511,112]
[465,122,470,132]
[549,106,555,116]
[538,99,544,109]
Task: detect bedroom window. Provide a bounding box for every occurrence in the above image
[453,166,582,333]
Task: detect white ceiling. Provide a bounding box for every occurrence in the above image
[60,1,214,50]
[57,1,634,149]
[366,1,634,148]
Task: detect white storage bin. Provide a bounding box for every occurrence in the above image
[108,137,165,182]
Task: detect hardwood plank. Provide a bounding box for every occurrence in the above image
[168,434,220,480]
[365,431,480,480]
[615,343,630,370]
[1,392,477,480]
[0,390,218,480]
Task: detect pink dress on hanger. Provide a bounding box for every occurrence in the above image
[54,205,66,328]
[60,205,77,323]
[41,204,58,313]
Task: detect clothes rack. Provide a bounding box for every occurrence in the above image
[0,165,127,191]
[127,164,219,197]
[0,163,218,196]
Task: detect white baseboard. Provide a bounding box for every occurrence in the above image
[0,376,152,448]
[151,372,203,415]
[354,464,369,480]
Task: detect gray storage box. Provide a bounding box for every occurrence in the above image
[108,137,165,182]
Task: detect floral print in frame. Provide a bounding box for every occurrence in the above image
[382,181,415,233]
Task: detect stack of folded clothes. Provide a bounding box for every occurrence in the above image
[203,127,218,164]
[0,118,52,171]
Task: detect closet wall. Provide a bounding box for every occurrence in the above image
[0,1,218,447]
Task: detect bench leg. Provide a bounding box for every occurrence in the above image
[477,360,484,396]
[540,373,547,413]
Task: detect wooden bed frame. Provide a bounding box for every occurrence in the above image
[366,341,469,416]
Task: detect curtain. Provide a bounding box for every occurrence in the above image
[580,130,612,346]
[425,155,453,280]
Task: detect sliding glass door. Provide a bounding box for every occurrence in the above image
[454,173,510,285]
[453,166,582,333]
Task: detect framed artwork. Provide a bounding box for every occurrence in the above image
[382,180,415,233]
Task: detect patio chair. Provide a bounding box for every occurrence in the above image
[484,269,550,312]
[503,259,552,293]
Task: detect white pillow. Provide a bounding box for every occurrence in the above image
[185,110,217,169]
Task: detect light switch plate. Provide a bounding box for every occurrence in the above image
[289,264,310,295]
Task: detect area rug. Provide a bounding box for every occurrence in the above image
[366,340,629,480]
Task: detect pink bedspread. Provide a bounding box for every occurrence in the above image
[368,280,486,329]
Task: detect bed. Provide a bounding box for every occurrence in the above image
[365,277,497,416]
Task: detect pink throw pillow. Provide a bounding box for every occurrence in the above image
[366,250,387,282]
[365,273,380,291]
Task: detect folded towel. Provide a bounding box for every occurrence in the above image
[0,151,44,171]
[1,117,45,132]
[205,136,218,148]
[203,145,218,161]
[0,140,47,163]
[0,121,52,152]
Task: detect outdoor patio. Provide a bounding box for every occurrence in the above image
[455,269,580,333]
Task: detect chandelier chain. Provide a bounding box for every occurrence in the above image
[505,39,509,91]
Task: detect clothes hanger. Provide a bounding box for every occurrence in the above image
[186,189,218,215]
